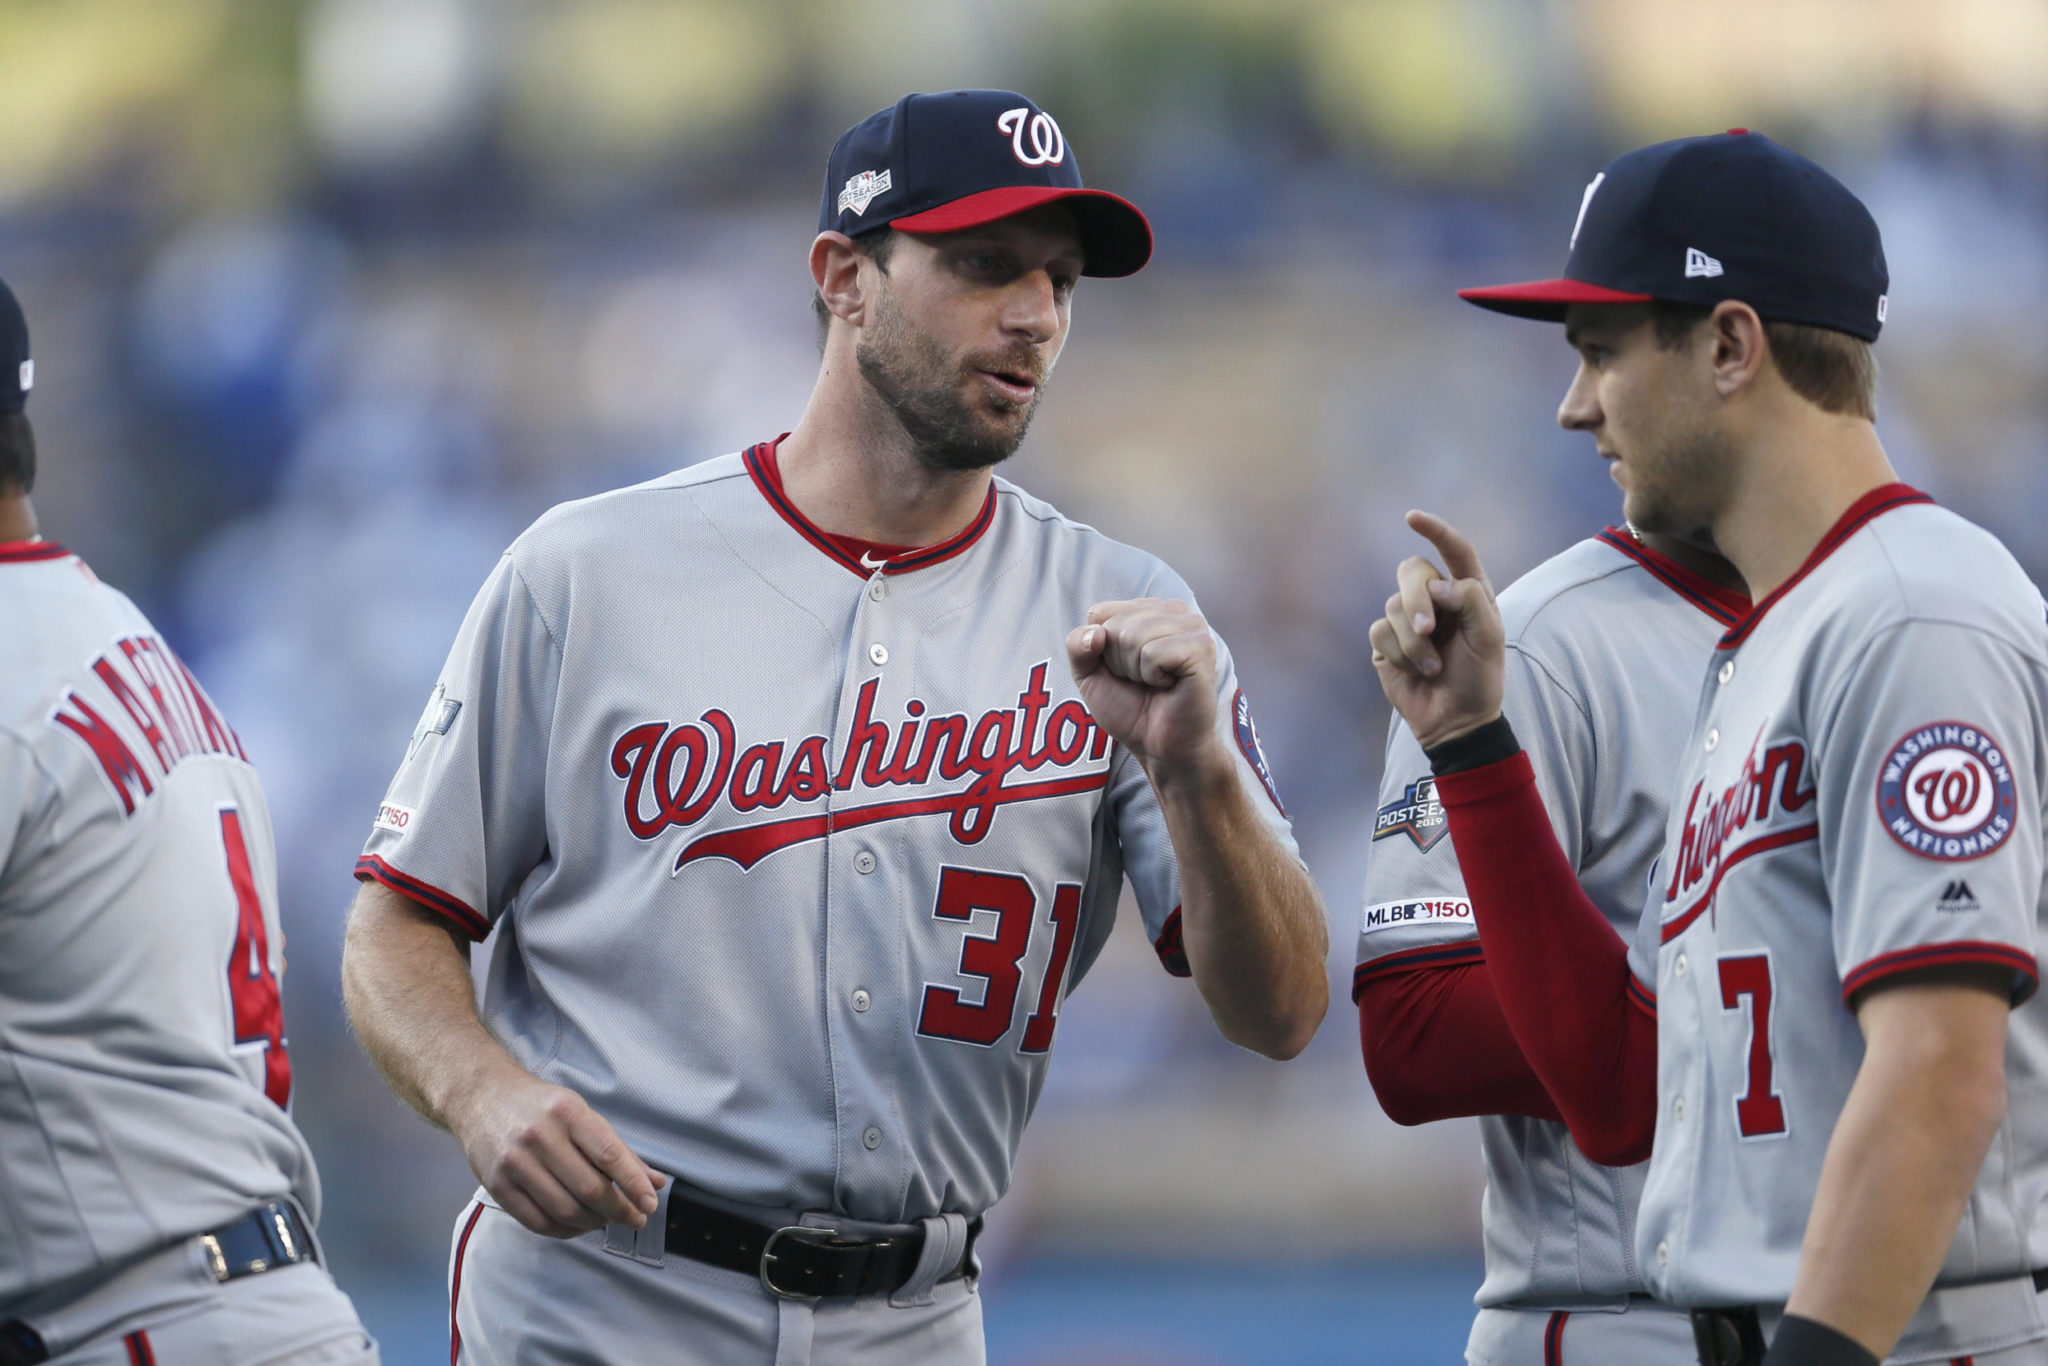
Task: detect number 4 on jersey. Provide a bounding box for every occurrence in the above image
[917,867,1082,1053]
[220,808,292,1107]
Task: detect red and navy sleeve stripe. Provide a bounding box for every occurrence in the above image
[1351,941,1485,1001]
[1152,907,1191,977]
[354,854,491,941]
[124,1331,156,1366]
[1842,940,2038,1006]
[1624,973,1657,1017]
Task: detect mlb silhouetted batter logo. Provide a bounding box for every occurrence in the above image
[1374,774,1447,851]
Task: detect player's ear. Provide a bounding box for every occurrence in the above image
[811,232,869,331]
[1707,300,1768,400]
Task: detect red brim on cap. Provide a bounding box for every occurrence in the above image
[1457,278,1653,321]
[891,185,1153,278]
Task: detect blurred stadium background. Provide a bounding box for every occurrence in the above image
[8,0,2048,1360]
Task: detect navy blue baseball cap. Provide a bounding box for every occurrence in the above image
[0,278,28,414]
[819,90,1153,278]
[1460,130,1889,342]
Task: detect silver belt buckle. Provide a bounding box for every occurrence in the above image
[758,1225,842,1301]
[199,1233,230,1283]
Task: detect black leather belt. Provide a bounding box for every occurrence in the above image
[662,1191,978,1302]
[1693,1271,2048,1366]
[0,1202,314,1366]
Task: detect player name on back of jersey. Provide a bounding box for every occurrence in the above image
[48,632,248,816]
[607,661,1112,873]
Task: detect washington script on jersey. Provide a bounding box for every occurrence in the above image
[49,632,249,816]
[1661,730,1816,940]
[609,662,1114,874]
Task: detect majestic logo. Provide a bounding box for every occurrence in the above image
[1877,721,2016,861]
[1570,172,1604,248]
[1232,689,1286,816]
[997,108,1065,167]
[1937,879,1981,912]
[408,682,462,761]
[1360,898,1471,935]
[1374,775,1446,852]
[1685,247,1724,278]
[611,663,1111,873]
[1662,730,1818,941]
[837,168,892,217]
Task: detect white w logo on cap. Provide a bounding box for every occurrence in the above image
[997,108,1065,167]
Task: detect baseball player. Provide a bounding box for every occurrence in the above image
[1372,132,2048,1366]
[339,89,1328,1365]
[1357,516,1747,1365]
[0,279,377,1364]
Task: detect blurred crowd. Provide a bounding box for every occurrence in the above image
[8,0,2048,1351]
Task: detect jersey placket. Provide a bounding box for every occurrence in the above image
[821,566,916,1218]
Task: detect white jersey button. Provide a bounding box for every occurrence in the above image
[868,643,889,666]
[852,988,871,1012]
[1673,1095,1685,1119]
[1704,728,1720,752]
[1718,660,1735,684]
[1655,1240,1669,1267]
[853,850,877,875]
[862,1126,883,1151]
[1674,953,1688,978]
[867,579,886,601]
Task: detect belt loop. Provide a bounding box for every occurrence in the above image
[771,1295,814,1366]
[602,1177,670,1268]
[888,1213,967,1309]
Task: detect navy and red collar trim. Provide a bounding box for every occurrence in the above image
[1595,528,1751,626]
[0,539,67,564]
[743,439,997,579]
[1719,483,1933,649]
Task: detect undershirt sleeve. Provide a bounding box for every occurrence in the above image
[1356,958,1564,1124]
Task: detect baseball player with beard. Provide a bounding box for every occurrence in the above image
[1373,132,2048,1366]
[0,280,377,1363]
[1357,508,1747,1366]
[339,89,1329,1365]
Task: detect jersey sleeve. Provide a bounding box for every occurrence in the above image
[1354,642,1595,998]
[1816,619,2044,1005]
[354,553,562,941]
[1110,589,1300,977]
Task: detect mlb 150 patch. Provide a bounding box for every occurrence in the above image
[1877,720,2017,861]
[1375,774,1446,851]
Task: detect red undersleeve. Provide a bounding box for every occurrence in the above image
[1357,959,1563,1125]
[1433,752,1658,1166]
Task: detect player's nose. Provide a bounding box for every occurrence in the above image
[1000,270,1061,346]
[1557,362,1601,432]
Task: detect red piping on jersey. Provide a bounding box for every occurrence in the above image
[1659,824,1819,944]
[1594,529,1750,625]
[1842,941,2039,1006]
[673,770,1111,872]
[1719,484,1933,648]
[1543,1310,1569,1366]
[1624,972,1657,1016]
[1152,906,1191,977]
[1351,940,1484,1001]
[354,854,490,941]
[744,438,997,579]
[0,539,68,563]
[450,1200,486,1366]
[123,1331,156,1366]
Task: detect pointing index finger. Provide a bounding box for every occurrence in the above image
[1405,510,1489,588]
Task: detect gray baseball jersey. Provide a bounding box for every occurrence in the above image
[1639,487,2048,1355]
[356,442,1296,1227]
[1357,529,1747,1319]
[0,542,318,1306]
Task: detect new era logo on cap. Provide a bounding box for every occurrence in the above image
[1685,247,1724,278]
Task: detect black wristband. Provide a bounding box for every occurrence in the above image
[1422,715,1520,775]
[1760,1315,1880,1366]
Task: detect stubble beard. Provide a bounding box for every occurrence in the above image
[855,294,1043,474]
[1619,403,1734,547]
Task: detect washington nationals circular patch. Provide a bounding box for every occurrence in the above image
[1876,721,2017,861]
[1232,689,1287,817]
